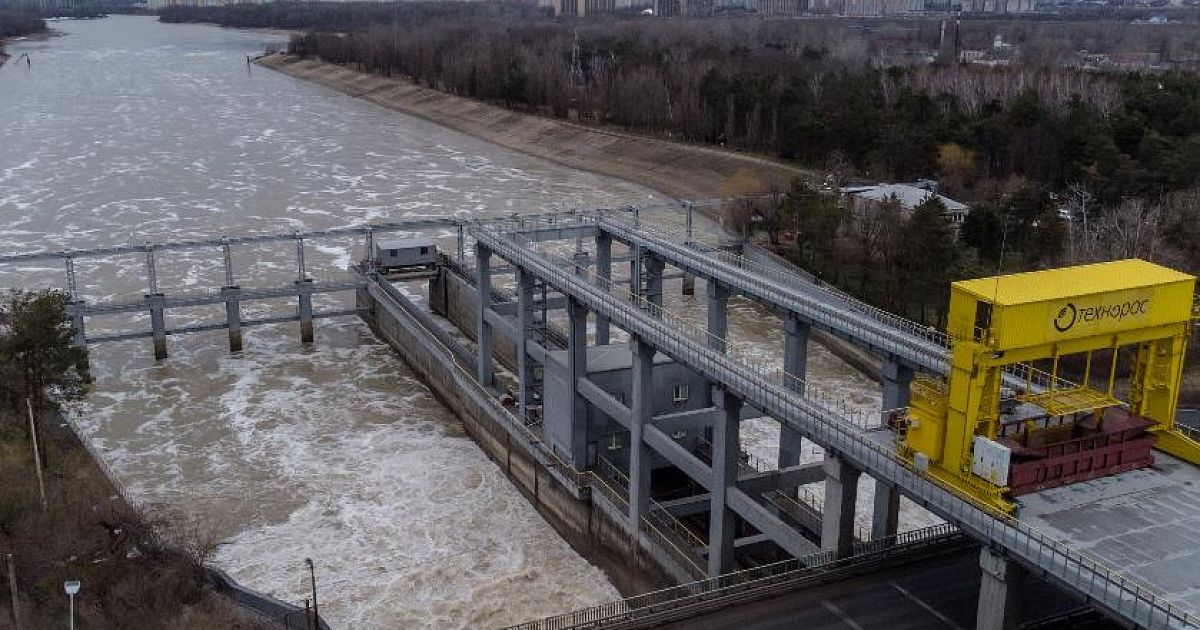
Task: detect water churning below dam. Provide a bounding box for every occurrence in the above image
[0,15,888,627]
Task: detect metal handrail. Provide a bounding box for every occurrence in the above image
[472,223,1199,629]
[502,522,963,630]
[598,215,1076,395]
[367,272,708,578]
[518,237,877,432]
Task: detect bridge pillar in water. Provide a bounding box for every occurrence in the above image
[68,301,87,349]
[222,286,243,353]
[644,255,665,314]
[977,548,1024,630]
[709,387,742,577]
[780,315,810,469]
[872,359,914,540]
[821,453,860,559]
[594,232,611,345]
[475,243,494,388]
[516,269,536,419]
[706,278,729,352]
[295,279,314,344]
[146,293,168,361]
[629,335,655,530]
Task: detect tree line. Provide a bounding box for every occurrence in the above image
[0,7,46,44]
[269,9,1200,206]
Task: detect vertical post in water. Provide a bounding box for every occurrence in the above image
[364,229,374,272]
[65,256,87,349]
[145,245,167,360]
[221,240,242,352]
[457,224,465,263]
[296,235,313,344]
[780,314,809,469]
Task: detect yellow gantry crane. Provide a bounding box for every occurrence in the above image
[896,259,1200,514]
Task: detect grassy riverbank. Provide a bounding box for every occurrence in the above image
[0,407,271,629]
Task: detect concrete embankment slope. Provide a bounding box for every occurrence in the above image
[257,55,809,200]
[258,55,883,381]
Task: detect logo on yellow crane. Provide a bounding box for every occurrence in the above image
[1053,303,1077,332]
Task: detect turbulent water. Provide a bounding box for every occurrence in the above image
[0,15,917,629]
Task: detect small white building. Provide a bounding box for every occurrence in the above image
[841,183,970,225]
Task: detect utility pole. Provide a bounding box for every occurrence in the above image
[26,399,47,513]
[6,554,20,630]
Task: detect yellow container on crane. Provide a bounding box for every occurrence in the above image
[897,259,1200,514]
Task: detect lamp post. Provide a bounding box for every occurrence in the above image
[304,558,319,628]
[63,580,80,630]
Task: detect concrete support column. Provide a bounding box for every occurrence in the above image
[780,314,810,469]
[629,335,655,530]
[221,286,243,353]
[709,387,742,577]
[295,279,314,344]
[146,293,168,361]
[475,243,494,387]
[68,301,87,349]
[706,278,729,352]
[516,269,535,419]
[567,298,589,468]
[881,359,915,415]
[977,548,1024,630]
[644,255,665,314]
[821,452,861,559]
[595,232,612,346]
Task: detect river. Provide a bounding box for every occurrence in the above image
[0,15,904,629]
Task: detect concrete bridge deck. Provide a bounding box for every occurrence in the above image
[471,215,1199,629]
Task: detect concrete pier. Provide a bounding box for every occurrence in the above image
[780,315,810,469]
[821,453,860,559]
[872,360,914,539]
[296,279,314,344]
[68,301,87,348]
[706,278,729,352]
[595,233,612,345]
[644,255,665,313]
[709,387,742,576]
[147,293,167,360]
[630,335,655,529]
[517,269,536,417]
[977,548,1024,630]
[567,297,589,467]
[222,286,242,353]
[476,243,494,387]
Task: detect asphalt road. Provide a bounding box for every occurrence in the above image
[657,547,1117,630]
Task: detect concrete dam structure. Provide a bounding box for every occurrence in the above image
[8,206,1200,629]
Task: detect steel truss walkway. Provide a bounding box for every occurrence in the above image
[471,220,1196,630]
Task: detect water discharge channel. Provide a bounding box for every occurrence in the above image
[0,15,891,627]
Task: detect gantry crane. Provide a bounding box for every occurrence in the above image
[896,259,1200,514]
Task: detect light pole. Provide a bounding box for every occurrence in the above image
[63,580,80,630]
[304,558,319,628]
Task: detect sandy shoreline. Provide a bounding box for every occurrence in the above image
[257,54,813,201]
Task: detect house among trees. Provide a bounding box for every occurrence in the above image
[841,182,970,225]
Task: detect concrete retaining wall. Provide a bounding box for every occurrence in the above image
[358,278,684,596]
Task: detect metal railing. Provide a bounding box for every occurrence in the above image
[367,272,709,579]
[508,229,879,434]
[472,222,1199,629]
[502,522,963,630]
